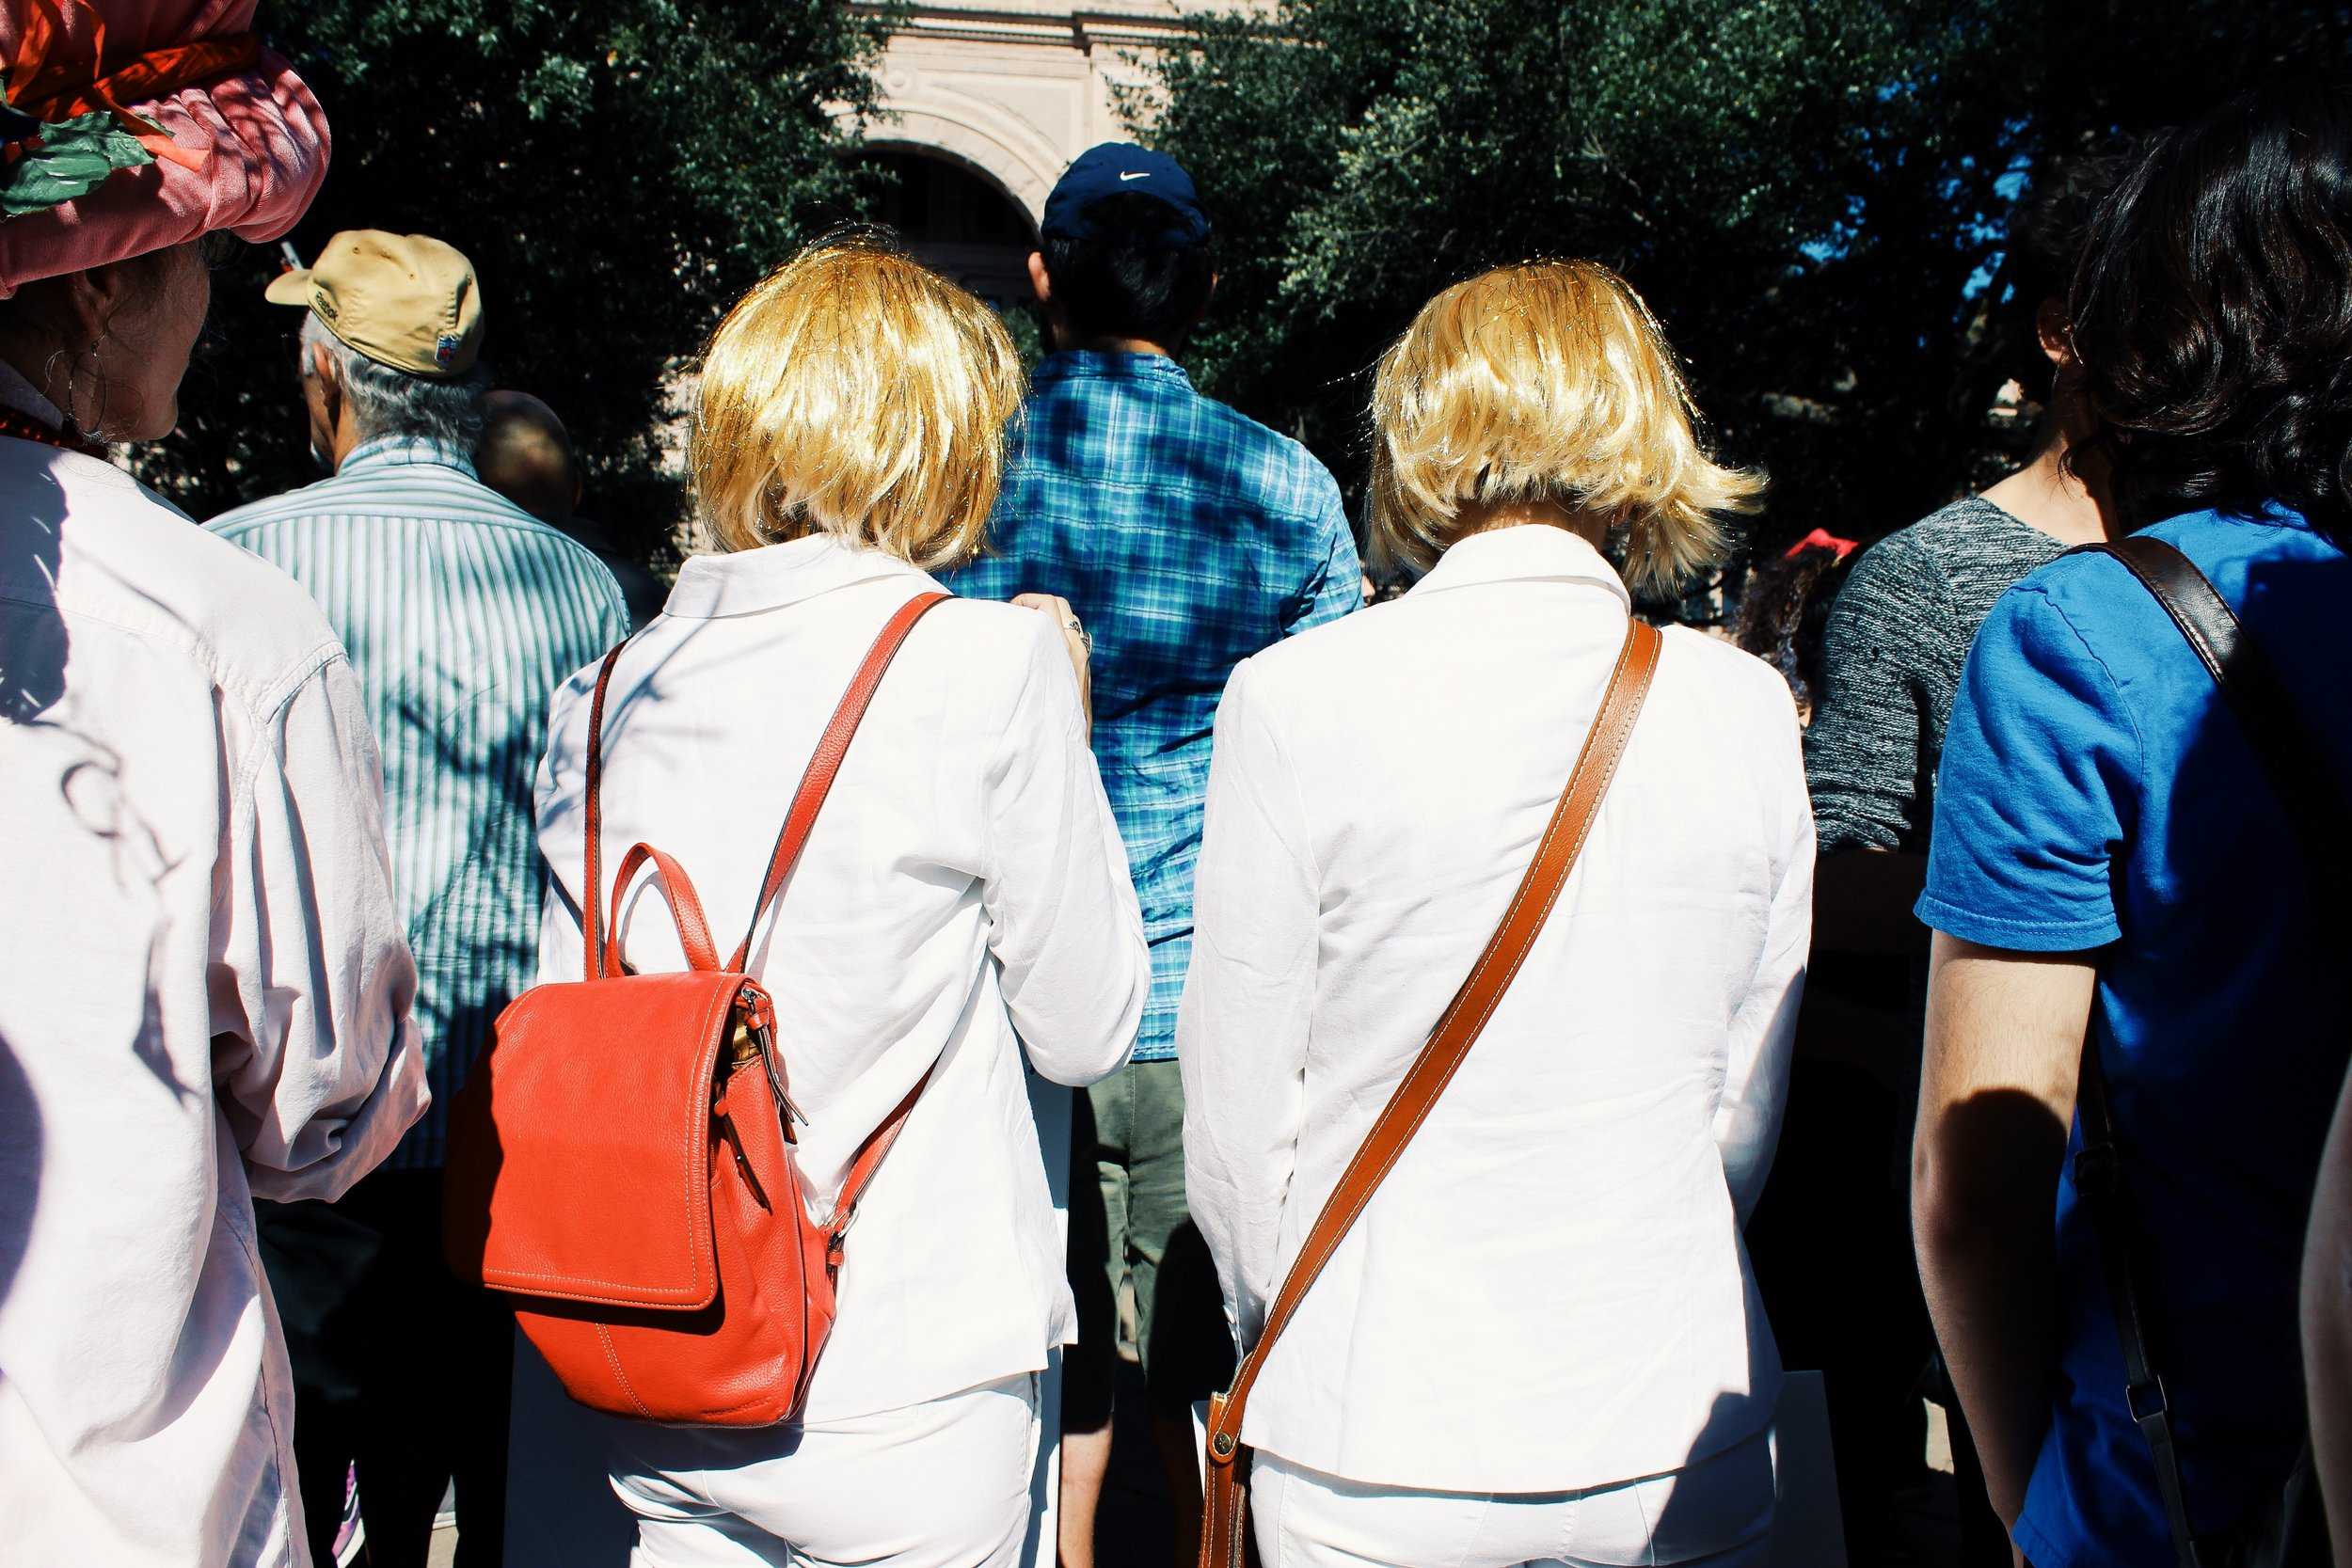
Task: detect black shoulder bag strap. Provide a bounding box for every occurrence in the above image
[2070,535,2346,1568]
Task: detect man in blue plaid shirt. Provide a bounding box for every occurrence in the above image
[946,143,1359,1565]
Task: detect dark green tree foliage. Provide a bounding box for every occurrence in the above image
[144,0,893,542]
[1143,0,2351,610]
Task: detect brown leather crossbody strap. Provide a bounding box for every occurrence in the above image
[1200,617,1663,1539]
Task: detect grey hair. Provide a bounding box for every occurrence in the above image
[299,312,488,448]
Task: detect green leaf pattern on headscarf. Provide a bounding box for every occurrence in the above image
[0,71,159,222]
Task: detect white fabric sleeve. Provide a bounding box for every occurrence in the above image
[1179,660,1317,1350]
[209,654,428,1201]
[982,612,1149,1088]
[1715,683,1814,1224]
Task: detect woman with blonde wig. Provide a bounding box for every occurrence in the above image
[1181,260,1811,1568]
[532,234,1150,1567]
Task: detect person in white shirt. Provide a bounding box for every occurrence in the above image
[1181,260,1812,1568]
[0,10,429,1564]
[531,235,1152,1568]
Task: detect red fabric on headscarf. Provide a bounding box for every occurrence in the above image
[0,0,328,295]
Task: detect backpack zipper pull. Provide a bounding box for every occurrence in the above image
[712,1111,771,1211]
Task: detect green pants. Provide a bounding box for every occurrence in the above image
[1064,1058,1235,1426]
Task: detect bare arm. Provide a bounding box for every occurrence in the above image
[1913,930,2095,1525]
[2305,1059,2352,1552]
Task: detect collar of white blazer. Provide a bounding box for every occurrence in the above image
[666,533,939,620]
[1409,523,1634,607]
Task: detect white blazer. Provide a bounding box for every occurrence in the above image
[534,535,1149,1423]
[1179,524,1811,1494]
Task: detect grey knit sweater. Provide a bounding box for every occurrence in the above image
[1804,497,2066,852]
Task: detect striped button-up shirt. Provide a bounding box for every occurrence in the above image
[946,352,1360,1060]
[210,436,628,1164]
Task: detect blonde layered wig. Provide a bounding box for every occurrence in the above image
[1369,261,1763,593]
[691,234,1024,568]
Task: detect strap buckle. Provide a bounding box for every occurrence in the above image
[822,1205,857,1282]
[2073,1139,2122,1195]
[2126,1375,2172,1431]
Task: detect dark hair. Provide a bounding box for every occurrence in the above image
[1735,542,1849,708]
[1041,193,1214,345]
[2070,82,2352,539]
[1996,149,2132,402]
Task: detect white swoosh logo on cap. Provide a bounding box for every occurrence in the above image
[1120,171,1151,181]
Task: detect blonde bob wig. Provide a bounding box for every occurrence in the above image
[1368,260,1763,594]
[691,232,1023,568]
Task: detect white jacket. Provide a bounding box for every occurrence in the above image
[0,415,427,1567]
[533,535,1149,1422]
[1180,524,1811,1493]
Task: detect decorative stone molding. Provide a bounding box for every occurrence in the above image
[858,1,1250,221]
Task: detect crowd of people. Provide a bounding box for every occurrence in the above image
[3,5,2351,1568]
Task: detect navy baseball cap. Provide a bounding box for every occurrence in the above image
[1040,143,1212,247]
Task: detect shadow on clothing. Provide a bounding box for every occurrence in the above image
[0,1035,35,1312]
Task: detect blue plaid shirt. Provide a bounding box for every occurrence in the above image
[946,351,1361,1061]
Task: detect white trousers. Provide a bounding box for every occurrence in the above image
[1250,1430,1776,1568]
[608,1375,1040,1568]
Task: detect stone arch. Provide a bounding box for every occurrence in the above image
[861,142,1041,313]
[866,106,1062,227]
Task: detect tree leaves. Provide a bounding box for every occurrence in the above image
[1142,0,2352,599]
[0,106,156,220]
[135,0,895,542]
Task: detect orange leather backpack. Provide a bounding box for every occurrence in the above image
[444,593,948,1426]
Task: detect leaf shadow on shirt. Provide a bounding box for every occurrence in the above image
[3,478,194,1106]
[0,462,67,727]
[385,674,544,1087]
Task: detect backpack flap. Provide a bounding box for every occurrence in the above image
[445,968,749,1310]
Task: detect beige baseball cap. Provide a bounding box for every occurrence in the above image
[267,230,485,377]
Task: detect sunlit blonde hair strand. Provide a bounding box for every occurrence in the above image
[1368,260,1763,594]
[690,232,1024,569]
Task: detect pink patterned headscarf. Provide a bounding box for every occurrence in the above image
[0,0,328,295]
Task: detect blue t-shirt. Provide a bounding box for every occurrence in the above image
[1920,506,2352,1568]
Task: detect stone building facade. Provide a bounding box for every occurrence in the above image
[859,2,1243,309]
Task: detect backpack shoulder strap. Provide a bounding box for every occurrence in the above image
[729,592,950,972]
[578,596,953,982]
[1200,618,1663,1536]
[2074,536,2345,877]
[581,637,635,982]
[2068,534,2346,1568]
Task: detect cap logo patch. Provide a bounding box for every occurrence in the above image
[1119,171,1151,182]
[436,333,463,368]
